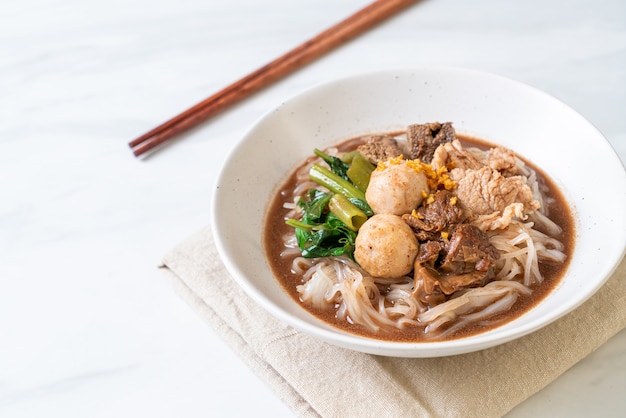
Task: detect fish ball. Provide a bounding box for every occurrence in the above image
[366,163,429,215]
[354,214,418,278]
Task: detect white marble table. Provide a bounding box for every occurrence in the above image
[2,0,625,416]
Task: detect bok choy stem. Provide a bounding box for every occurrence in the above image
[329,194,367,231]
[285,218,315,231]
[309,163,366,202]
[346,152,375,192]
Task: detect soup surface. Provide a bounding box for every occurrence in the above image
[264,125,574,342]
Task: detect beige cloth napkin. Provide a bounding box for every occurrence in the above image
[160,225,626,418]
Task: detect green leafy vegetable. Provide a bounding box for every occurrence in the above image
[309,163,373,216]
[314,148,350,180]
[285,190,357,259]
[298,189,331,224]
[285,148,376,260]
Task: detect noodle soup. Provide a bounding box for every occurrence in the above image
[264,123,574,342]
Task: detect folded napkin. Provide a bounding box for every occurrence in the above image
[161,225,626,418]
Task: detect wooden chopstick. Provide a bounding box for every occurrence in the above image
[129,0,418,157]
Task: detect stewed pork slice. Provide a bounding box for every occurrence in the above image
[486,146,523,177]
[431,139,483,171]
[432,138,522,177]
[450,166,540,223]
[470,203,527,231]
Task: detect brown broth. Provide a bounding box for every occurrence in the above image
[263,134,575,342]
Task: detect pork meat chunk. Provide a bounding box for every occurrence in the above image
[439,224,499,274]
[402,190,464,241]
[413,262,491,305]
[412,223,499,304]
[357,135,403,165]
[407,122,456,163]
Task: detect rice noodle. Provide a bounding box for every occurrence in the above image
[292,253,538,339]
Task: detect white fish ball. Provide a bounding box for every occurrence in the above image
[354,214,418,278]
[366,163,429,215]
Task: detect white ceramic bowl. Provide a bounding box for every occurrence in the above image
[212,67,626,357]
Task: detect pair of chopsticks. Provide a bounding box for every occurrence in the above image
[129,0,418,157]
